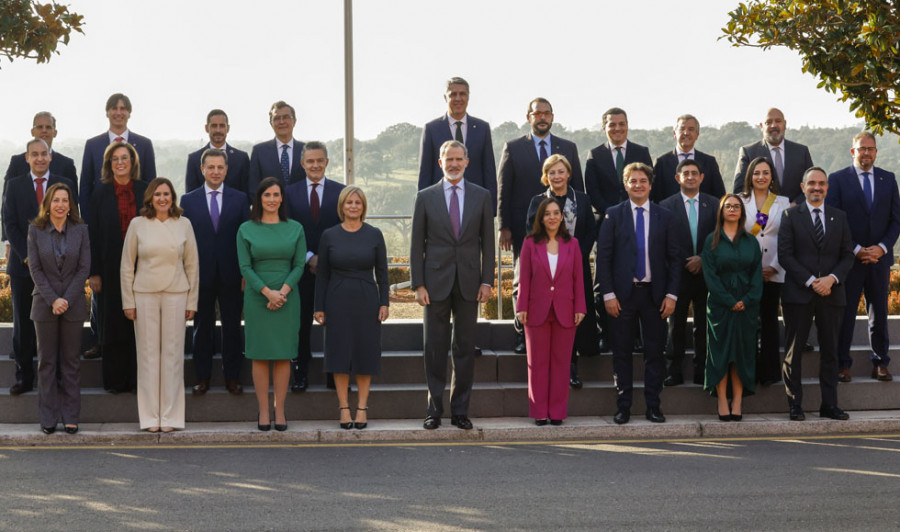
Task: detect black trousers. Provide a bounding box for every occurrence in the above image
[609,285,666,410]
[665,273,707,380]
[837,259,891,369]
[757,281,783,383]
[192,276,244,381]
[10,274,36,385]
[293,268,316,379]
[782,299,842,410]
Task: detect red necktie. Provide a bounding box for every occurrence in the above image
[35,177,46,204]
[114,136,124,143]
[310,183,320,223]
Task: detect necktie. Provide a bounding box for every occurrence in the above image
[209,190,220,232]
[114,136,124,143]
[34,177,46,204]
[450,185,461,238]
[688,198,698,254]
[772,146,784,186]
[862,171,873,209]
[635,206,646,281]
[310,182,320,223]
[455,121,464,142]
[280,144,290,181]
[813,208,825,249]
[615,146,625,180]
[680,152,691,160]
[539,140,548,163]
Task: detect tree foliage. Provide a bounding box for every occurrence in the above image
[0,0,84,66]
[722,1,900,137]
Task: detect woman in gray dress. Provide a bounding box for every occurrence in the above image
[314,186,389,429]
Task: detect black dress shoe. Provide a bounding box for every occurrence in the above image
[569,374,583,389]
[819,406,849,420]
[535,418,548,426]
[64,425,79,434]
[450,415,473,430]
[9,382,33,395]
[513,337,526,354]
[291,375,308,393]
[789,405,805,421]
[83,345,102,359]
[474,346,483,357]
[803,342,815,352]
[41,426,56,434]
[598,338,611,353]
[225,379,243,395]
[613,408,630,425]
[664,374,684,387]
[192,379,210,396]
[646,407,666,423]
[549,419,562,426]
[423,416,441,430]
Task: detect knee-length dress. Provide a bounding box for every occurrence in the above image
[236,219,306,360]
[314,223,389,375]
[701,230,763,395]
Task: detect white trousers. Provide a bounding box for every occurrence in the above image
[134,291,187,429]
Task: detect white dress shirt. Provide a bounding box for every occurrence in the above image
[447,114,467,144]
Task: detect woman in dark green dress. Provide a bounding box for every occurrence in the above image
[701,194,763,422]
[236,177,306,431]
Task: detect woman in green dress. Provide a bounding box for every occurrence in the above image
[701,194,763,422]
[236,177,306,431]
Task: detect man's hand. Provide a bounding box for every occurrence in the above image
[660,296,676,319]
[499,229,512,252]
[685,256,702,275]
[604,297,621,318]
[477,284,492,303]
[378,305,389,322]
[762,266,777,283]
[415,286,430,306]
[812,276,835,296]
[861,245,885,264]
[89,275,102,293]
[308,254,318,275]
[314,311,325,325]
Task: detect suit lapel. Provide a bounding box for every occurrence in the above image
[823,209,840,252]
[600,144,617,176]
[522,134,541,170]
[457,184,476,239]
[536,240,552,280]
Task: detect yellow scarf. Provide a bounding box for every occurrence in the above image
[750,193,777,236]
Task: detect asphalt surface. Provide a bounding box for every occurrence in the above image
[3,434,900,531]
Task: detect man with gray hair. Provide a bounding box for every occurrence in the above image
[651,114,725,202]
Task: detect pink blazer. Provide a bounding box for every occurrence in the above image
[516,236,586,328]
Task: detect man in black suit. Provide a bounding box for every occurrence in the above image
[778,167,855,421]
[284,141,345,391]
[733,108,814,204]
[2,139,75,394]
[497,97,583,353]
[651,114,725,202]
[185,109,251,195]
[248,101,307,195]
[596,162,682,424]
[659,159,718,386]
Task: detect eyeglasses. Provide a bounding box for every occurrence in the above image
[723,204,742,211]
[111,156,131,163]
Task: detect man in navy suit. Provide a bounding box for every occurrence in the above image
[659,159,718,386]
[181,148,250,396]
[248,100,306,195]
[284,141,345,391]
[79,93,157,220]
[826,132,900,383]
[2,139,75,394]
[651,114,725,202]
[596,162,681,424]
[185,109,251,195]
[418,77,497,207]
[497,97,584,353]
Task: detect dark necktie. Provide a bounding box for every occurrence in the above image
[862,171,873,209]
[450,185,461,238]
[310,182,320,223]
[635,206,646,280]
[813,208,825,248]
[772,146,784,186]
[455,121,464,142]
[615,146,625,180]
[209,190,220,232]
[680,152,691,160]
[539,140,548,163]
[35,177,46,204]
[280,145,290,181]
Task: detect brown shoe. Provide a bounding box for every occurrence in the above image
[225,379,243,395]
[872,366,893,381]
[192,379,210,395]
[83,345,101,359]
[837,368,852,383]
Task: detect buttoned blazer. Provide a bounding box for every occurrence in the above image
[516,236,586,328]
[741,193,790,283]
[778,203,854,306]
[184,144,251,195]
[410,181,495,302]
[418,114,497,208]
[584,141,653,217]
[732,139,813,204]
[180,186,250,288]
[595,201,682,306]
[659,192,719,289]
[525,188,597,261]
[27,222,90,322]
[80,131,156,218]
[248,139,307,195]
[651,149,725,202]
[284,178,345,256]
[826,165,900,262]
[2,173,75,277]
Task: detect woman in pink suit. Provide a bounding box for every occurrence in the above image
[516,198,586,426]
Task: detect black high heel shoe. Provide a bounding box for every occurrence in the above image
[274,413,287,432]
[339,406,353,429]
[354,407,368,430]
[258,411,271,432]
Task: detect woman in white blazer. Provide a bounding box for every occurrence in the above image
[121,178,199,432]
[739,157,790,386]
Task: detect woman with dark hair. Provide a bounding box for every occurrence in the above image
[28,183,90,434]
[237,177,306,431]
[526,154,597,388]
[516,198,586,425]
[121,178,199,432]
[739,157,790,386]
[701,194,763,421]
[89,141,148,394]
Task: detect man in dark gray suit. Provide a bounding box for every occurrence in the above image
[651,114,725,202]
[411,140,495,431]
[733,108,814,204]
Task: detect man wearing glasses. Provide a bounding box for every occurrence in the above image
[248,101,307,195]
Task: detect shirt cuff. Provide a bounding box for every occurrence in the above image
[805,276,816,287]
[603,292,616,301]
[879,243,889,255]
[305,251,314,263]
[853,245,862,256]
[666,294,678,302]
[830,274,839,284]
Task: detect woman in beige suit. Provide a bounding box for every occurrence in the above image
[121,178,199,432]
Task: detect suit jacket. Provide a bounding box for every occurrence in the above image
[596,201,682,306]
[410,180,495,302]
[584,141,653,217]
[741,193,790,283]
[3,151,78,241]
[778,203,854,306]
[27,222,90,322]
[80,131,156,219]
[284,178,345,255]
[2,173,75,277]
[525,188,597,261]
[184,144,251,195]
[418,114,497,207]
[516,236,586,328]
[180,185,250,288]
[248,138,306,195]
[826,165,900,262]
[651,149,725,202]
[497,133,584,251]
[733,139,813,204]
[659,192,718,289]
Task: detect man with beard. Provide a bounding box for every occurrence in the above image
[185,110,251,195]
[651,114,725,202]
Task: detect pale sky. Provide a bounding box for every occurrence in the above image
[0,0,862,146]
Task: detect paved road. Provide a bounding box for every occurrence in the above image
[2,435,900,531]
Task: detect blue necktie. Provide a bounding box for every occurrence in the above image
[209,190,220,232]
[863,171,873,209]
[539,140,548,163]
[280,144,290,181]
[635,206,646,281]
